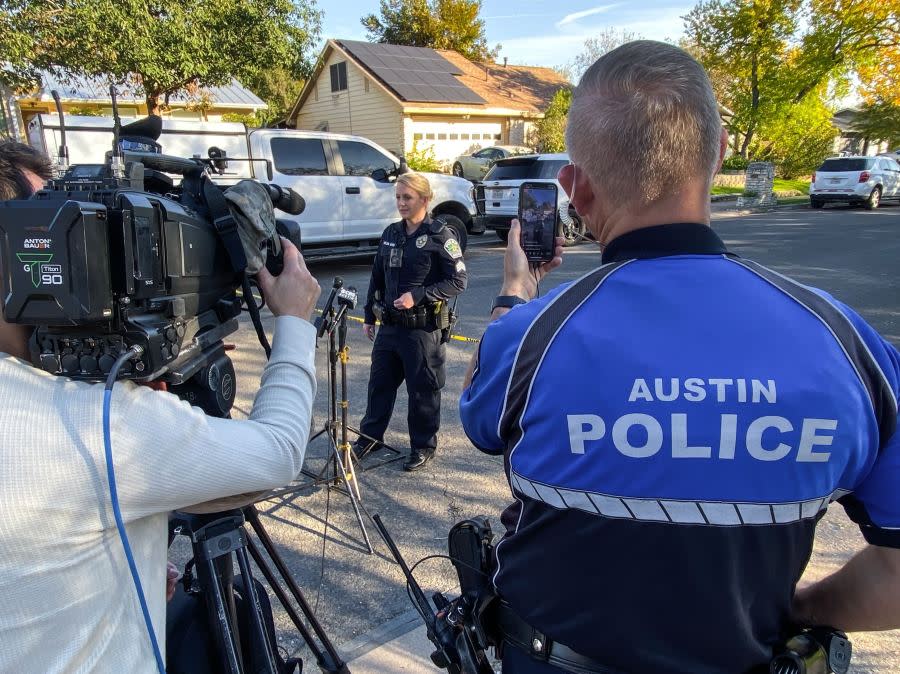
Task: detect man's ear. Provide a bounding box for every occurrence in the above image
[715,127,729,174]
[558,163,594,215]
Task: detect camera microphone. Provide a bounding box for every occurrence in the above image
[263,184,305,215]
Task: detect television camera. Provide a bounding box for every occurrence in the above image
[0,91,353,674]
[0,92,302,416]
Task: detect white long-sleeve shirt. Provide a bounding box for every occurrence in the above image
[0,316,316,673]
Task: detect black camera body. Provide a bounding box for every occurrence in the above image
[0,114,302,412]
[0,164,241,384]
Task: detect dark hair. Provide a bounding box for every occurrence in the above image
[0,141,53,201]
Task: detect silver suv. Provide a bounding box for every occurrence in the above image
[809,156,900,209]
[475,153,584,245]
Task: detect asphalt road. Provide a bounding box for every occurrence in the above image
[171,203,900,672]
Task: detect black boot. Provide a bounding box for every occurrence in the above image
[403,449,434,471]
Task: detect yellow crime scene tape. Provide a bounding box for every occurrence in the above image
[237,288,481,344]
[314,308,481,344]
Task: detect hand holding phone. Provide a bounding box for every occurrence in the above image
[518,181,559,263]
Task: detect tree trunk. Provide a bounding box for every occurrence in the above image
[146,91,161,116]
[740,53,760,158]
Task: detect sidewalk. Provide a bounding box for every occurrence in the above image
[342,609,434,673]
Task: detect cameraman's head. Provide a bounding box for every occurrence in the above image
[559,41,727,243]
[0,141,52,359]
[0,141,52,201]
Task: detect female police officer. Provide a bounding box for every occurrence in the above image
[354,172,467,471]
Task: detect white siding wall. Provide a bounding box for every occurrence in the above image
[295,50,404,155]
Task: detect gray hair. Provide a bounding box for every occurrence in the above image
[565,40,722,206]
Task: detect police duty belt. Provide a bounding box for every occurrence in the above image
[314,308,480,344]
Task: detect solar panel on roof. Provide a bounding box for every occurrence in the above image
[338,40,484,104]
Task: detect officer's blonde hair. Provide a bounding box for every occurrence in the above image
[566,40,723,206]
[396,172,434,201]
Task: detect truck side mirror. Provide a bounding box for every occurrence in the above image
[371,168,389,182]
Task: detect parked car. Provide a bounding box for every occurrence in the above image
[809,155,900,209]
[451,145,532,181]
[29,114,481,259]
[475,153,585,246]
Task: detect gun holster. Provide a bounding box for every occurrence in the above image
[447,517,500,654]
[439,302,457,344]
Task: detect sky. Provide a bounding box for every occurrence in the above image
[320,0,694,70]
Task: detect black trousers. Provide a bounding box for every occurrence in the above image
[359,324,446,451]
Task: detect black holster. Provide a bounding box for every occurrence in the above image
[448,517,500,652]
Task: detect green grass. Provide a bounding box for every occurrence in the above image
[773,178,810,194]
[711,179,811,197]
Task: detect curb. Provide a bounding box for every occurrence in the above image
[340,607,424,663]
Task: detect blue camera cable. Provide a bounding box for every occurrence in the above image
[103,346,166,674]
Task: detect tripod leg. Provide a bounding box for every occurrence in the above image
[201,555,243,674]
[340,441,363,501]
[329,438,373,553]
[235,547,279,674]
[244,508,350,674]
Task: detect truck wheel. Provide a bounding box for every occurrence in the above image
[437,214,468,252]
[496,228,509,243]
[561,214,585,247]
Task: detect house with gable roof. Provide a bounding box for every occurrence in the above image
[287,39,570,166]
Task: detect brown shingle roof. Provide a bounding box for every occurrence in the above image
[435,50,570,113]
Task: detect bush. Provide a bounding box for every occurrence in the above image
[721,155,749,171]
[404,141,442,173]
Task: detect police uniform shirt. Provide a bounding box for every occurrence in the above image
[459,222,900,674]
[363,217,467,324]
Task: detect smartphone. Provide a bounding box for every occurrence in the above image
[518,181,558,263]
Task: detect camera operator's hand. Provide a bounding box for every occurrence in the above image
[256,238,321,321]
[502,219,564,300]
[363,323,377,341]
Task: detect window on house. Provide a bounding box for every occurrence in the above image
[336,140,396,176]
[413,133,424,140]
[425,133,435,140]
[437,133,447,140]
[494,133,502,140]
[449,133,459,140]
[330,62,348,92]
[364,78,370,93]
[471,133,481,140]
[271,138,329,176]
[461,133,470,140]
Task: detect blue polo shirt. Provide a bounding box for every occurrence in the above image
[460,223,900,673]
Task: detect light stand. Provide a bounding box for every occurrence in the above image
[270,277,401,554]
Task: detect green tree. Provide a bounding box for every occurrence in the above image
[853,100,900,148]
[532,88,572,153]
[684,0,898,160]
[0,0,321,116]
[362,0,498,62]
[752,92,838,178]
[684,0,802,157]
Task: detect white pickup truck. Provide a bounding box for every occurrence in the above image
[28,114,482,258]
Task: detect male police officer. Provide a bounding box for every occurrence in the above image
[460,41,900,673]
[356,172,467,471]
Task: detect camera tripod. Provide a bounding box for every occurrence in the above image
[273,278,402,555]
[169,506,349,674]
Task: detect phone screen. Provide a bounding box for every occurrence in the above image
[518,182,558,263]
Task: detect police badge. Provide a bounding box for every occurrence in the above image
[416,235,428,248]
